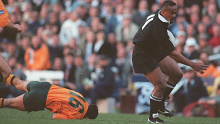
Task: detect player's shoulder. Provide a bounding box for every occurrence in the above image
[147,10,161,24]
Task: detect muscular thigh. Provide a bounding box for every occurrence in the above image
[144,67,166,87]
[159,56,182,79]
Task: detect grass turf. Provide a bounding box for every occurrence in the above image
[0,108,219,124]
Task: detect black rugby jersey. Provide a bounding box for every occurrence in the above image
[132,9,175,61]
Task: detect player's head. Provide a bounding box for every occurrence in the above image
[161,0,177,24]
[84,105,98,119]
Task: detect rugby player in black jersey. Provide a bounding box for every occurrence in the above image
[132,1,208,123]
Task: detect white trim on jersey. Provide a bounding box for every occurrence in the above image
[142,18,153,30]
[158,10,170,24]
[147,14,155,20]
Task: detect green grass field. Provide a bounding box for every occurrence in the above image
[0,108,219,124]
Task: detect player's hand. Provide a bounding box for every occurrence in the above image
[14,24,22,32]
[191,62,208,74]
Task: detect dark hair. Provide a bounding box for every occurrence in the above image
[84,105,98,119]
[161,0,176,9]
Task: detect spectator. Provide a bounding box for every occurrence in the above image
[103,3,117,35]
[68,38,81,56]
[51,57,63,71]
[75,5,88,21]
[207,3,218,22]
[173,66,208,113]
[48,34,63,64]
[77,53,97,98]
[27,11,42,34]
[86,7,99,27]
[59,11,68,26]
[41,29,52,44]
[51,3,63,15]
[209,24,220,53]
[198,34,213,55]
[116,14,138,42]
[90,55,115,104]
[99,0,112,19]
[8,56,26,97]
[151,3,160,12]
[59,0,75,13]
[198,84,220,117]
[16,21,32,42]
[39,7,48,26]
[73,55,90,89]
[77,25,87,51]
[115,4,124,26]
[107,33,117,58]
[112,45,132,88]
[197,22,209,40]
[91,17,105,33]
[63,53,76,89]
[184,38,200,60]
[30,0,47,12]
[16,36,30,65]
[5,0,16,14]
[92,30,113,58]
[48,12,59,27]
[175,31,186,47]
[189,13,200,28]
[132,0,151,27]
[83,31,95,63]
[212,63,220,78]
[24,35,51,70]
[7,42,16,58]
[186,24,196,38]
[59,11,86,45]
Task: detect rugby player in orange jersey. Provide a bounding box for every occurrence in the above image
[0,0,21,83]
[0,0,21,31]
[0,74,98,120]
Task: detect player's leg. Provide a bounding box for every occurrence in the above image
[158,56,183,116]
[159,56,183,85]
[144,67,166,123]
[0,94,26,111]
[0,56,11,82]
[6,74,30,92]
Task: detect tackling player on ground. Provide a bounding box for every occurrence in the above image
[0,74,98,120]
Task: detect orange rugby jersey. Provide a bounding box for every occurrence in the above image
[0,0,10,27]
[46,85,89,120]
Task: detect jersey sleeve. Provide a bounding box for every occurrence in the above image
[54,113,70,120]
[0,0,10,28]
[152,23,175,56]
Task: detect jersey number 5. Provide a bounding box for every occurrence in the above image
[69,91,86,113]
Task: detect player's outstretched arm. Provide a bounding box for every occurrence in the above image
[169,50,208,74]
[4,22,22,32]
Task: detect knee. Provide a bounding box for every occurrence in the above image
[171,71,183,83]
[175,71,183,82]
[155,81,167,92]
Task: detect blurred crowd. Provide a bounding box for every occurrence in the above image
[0,0,220,116]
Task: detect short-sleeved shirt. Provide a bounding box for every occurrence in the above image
[46,85,89,120]
[132,9,175,74]
[0,0,10,28]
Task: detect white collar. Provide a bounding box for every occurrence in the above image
[158,10,170,24]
